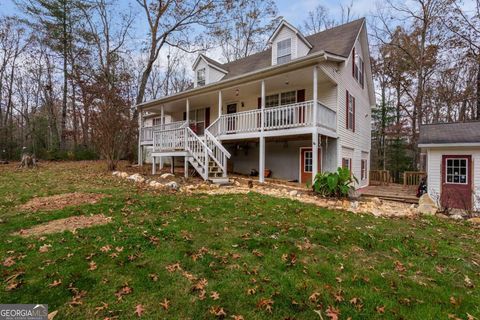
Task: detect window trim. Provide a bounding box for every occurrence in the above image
[277,38,292,64]
[346,91,355,131]
[361,159,367,180]
[445,157,468,185]
[197,68,206,86]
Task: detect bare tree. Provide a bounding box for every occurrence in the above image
[208,0,279,62]
[302,5,336,35]
[135,0,217,106]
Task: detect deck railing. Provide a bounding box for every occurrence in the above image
[369,170,391,186]
[153,127,186,151]
[207,100,336,136]
[403,171,426,186]
[141,120,186,142]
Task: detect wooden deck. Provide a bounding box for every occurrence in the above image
[359,183,418,204]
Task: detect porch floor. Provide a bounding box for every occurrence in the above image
[358,184,418,204]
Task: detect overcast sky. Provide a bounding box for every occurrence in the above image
[0,0,373,25]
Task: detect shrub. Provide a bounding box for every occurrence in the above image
[311,167,358,198]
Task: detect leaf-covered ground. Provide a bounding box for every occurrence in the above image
[0,161,479,319]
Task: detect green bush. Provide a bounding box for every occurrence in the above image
[311,167,358,198]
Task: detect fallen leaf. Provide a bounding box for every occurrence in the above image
[47,310,58,320]
[209,306,227,318]
[2,257,15,267]
[464,275,474,288]
[88,261,97,271]
[134,304,145,317]
[94,302,108,315]
[115,285,133,300]
[160,298,170,310]
[309,292,320,303]
[48,280,62,288]
[230,315,244,320]
[210,291,220,300]
[376,306,385,314]
[257,298,273,313]
[39,244,51,253]
[325,306,340,320]
[394,261,406,272]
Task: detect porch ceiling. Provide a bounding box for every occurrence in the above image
[144,65,335,114]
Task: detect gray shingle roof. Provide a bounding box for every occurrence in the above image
[419,122,480,145]
[210,18,365,80]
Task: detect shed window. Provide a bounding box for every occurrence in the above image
[277,38,291,64]
[446,158,467,184]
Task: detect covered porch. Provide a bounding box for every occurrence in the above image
[138,64,339,183]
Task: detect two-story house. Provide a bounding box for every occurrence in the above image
[137,18,375,186]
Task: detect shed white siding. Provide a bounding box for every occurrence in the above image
[426,147,480,211]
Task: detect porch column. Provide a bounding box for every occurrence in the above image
[259,136,265,183]
[184,157,188,178]
[186,98,190,123]
[159,105,165,169]
[218,91,222,117]
[152,156,156,175]
[312,131,319,182]
[313,65,318,126]
[138,109,143,166]
[260,80,265,131]
[259,80,266,183]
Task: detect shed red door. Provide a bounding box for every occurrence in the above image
[300,148,321,184]
[441,155,472,210]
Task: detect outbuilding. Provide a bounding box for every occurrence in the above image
[419,121,480,211]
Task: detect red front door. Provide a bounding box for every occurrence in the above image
[300,148,321,184]
[441,155,472,210]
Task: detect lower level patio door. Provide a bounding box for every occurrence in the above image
[300,147,321,184]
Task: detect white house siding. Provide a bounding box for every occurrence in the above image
[225,137,336,182]
[208,66,226,83]
[426,147,480,211]
[334,25,372,188]
[271,26,298,65]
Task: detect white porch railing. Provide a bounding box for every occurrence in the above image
[153,127,186,151]
[207,100,336,136]
[141,120,186,142]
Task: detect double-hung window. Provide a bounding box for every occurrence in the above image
[346,91,355,131]
[353,50,364,88]
[197,68,206,86]
[277,38,291,64]
[361,159,367,180]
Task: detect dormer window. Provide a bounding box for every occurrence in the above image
[197,68,206,86]
[277,38,291,64]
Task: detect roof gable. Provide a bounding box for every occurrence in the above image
[192,54,228,74]
[268,19,313,49]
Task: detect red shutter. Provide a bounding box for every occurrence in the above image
[361,59,365,89]
[205,107,210,128]
[297,89,305,102]
[346,90,349,129]
[352,48,355,77]
[353,96,356,132]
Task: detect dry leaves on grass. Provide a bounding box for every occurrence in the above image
[14,214,111,237]
[18,192,106,212]
[134,304,145,317]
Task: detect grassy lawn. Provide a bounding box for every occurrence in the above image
[0,161,479,319]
